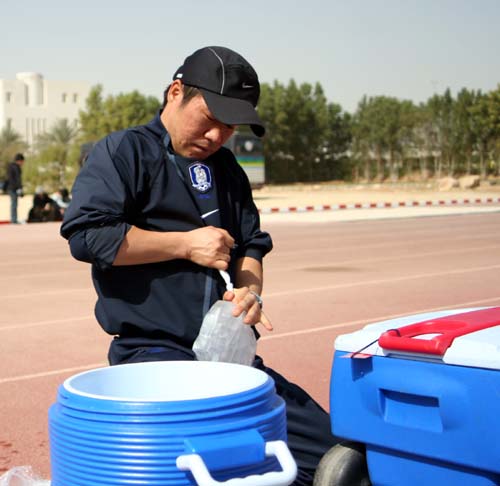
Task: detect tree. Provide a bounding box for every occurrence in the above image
[481,84,500,175]
[452,88,477,174]
[469,90,496,178]
[258,80,351,183]
[412,103,438,179]
[322,104,352,181]
[0,125,27,176]
[78,85,106,141]
[351,96,420,182]
[35,119,80,188]
[351,96,373,181]
[286,81,330,182]
[352,96,394,181]
[426,89,455,176]
[485,84,500,136]
[397,100,419,179]
[79,85,161,143]
[378,97,407,181]
[258,81,290,182]
[37,118,79,149]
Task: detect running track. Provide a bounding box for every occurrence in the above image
[1,210,500,478]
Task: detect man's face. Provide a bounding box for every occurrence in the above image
[162,81,235,159]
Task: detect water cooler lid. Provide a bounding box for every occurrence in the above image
[335,307,500,370]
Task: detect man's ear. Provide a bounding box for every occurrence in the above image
[168,80,184,103]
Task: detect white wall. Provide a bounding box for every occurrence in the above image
[0,72,91,146]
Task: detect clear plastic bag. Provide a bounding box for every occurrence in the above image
[0,466,50,486]
[193,300,257,366]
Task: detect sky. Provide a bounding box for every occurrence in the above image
[2,0,499,113]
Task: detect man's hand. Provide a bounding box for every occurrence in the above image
[223,288,273,331]
[186,226,235,270]
[114,226,234,267]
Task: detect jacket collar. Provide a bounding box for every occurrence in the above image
[145,110,167,139]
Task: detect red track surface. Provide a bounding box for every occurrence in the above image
[1,212,500,478]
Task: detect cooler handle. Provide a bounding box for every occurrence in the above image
[176,440,298,486]
[379,312,500,356]
[379,322,453,355]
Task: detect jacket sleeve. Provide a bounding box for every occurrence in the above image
[60,133,136,270]
[224,153,272,262]
[237,194,273,263]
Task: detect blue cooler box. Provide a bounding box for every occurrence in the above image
[330,307,500,486]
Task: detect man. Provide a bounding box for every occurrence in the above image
[6,153,24,224]
[61,46,338,485]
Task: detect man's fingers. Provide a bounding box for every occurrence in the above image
[259,311,273,331]
[187,227,235,267]
[223,290,235,301]
[214,227,235,249]
[227,288,272,331]
[241,304,273,332]
[213,259,229,271]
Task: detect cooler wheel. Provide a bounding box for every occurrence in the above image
[313,441,371,486]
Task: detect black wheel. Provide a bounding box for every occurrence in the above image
[313,440,371,486]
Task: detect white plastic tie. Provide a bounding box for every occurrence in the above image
[218,270,234,291]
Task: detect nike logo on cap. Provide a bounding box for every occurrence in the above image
[242,83,254,89]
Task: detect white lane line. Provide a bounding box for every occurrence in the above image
[2,262,499,330]
[0,315,93,331]
[4,259,495,303]
[0,363,107,385]
[269,244,500,272]
[0,269,88,281]
[260,296,500,341]
[0,287,92,300]
[265,263,500,298]
[0,257,72,268]
[3,296,499,385]
[271,232,499,259]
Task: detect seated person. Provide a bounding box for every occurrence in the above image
[28,186,63,223]
[51,188,72,214]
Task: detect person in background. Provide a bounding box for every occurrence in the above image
[27,186,63,223]
[51,188,72,214]
[6,153,24,224]
[61,46,340,485]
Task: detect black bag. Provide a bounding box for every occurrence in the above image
[2,179,8,193]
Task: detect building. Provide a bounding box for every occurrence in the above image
[0,72,91,146]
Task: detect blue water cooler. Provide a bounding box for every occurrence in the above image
[49,361,297,486]
[330,307,500,486]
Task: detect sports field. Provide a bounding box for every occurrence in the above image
[1,185,500,479]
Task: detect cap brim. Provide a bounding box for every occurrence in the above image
[199,89,266,137]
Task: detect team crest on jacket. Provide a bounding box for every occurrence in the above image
[188,163,212,192]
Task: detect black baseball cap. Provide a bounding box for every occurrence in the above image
[14,153,24,161]
[173,46,265,137]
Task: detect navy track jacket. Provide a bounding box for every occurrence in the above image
[61,113,272,348]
